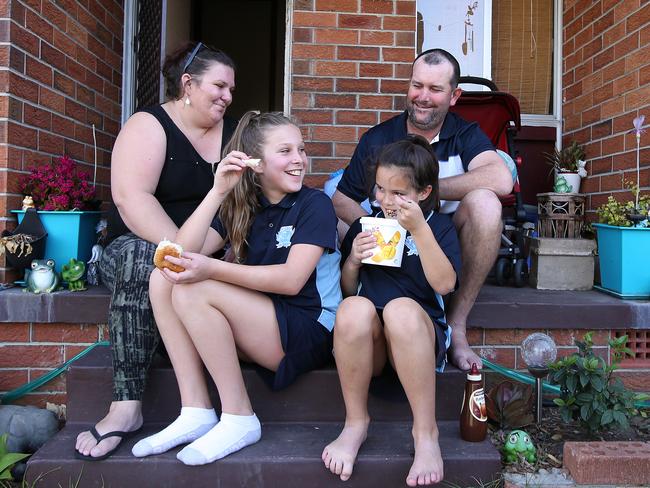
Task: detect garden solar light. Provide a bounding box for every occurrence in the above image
[521,333,557,423]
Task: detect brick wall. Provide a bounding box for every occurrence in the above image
[0,0,123,282]
[290,0,416,188]
[0,322,105,406]
[562,0,650,216]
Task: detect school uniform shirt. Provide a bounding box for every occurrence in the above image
[341,210,462,325]
[336,111,494,213]
[211,186,342,331]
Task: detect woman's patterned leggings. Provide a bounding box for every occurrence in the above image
[98,233,160,401]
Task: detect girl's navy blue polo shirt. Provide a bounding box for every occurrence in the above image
[212,186,342,331]
[341,210,461,325]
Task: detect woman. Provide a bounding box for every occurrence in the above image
[75,41,238,461]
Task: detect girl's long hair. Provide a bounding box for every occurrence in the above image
[219,111,296,262]
[367,134,440,214]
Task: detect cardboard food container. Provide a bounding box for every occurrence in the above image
[360,216,406,267]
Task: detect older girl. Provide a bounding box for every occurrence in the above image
[132,111,341,465]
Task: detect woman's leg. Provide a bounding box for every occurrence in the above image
[322,296,386,481]
[131,269,218,457]
[76,235,155,458]
[170,279,285,465]
[383,298,443,486]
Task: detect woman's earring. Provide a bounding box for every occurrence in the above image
[185,96,191,106]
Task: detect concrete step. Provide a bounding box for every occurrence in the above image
[67,346,467,423]
[27,420,501,487]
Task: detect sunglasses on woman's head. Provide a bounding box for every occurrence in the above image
[183,42,204,73]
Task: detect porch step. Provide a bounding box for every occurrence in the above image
[66,346,466,422]
[26,421,501,487]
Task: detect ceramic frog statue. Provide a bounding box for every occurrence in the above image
[502,430,536,463]
[25,259,59,294]
[61,258,87,291]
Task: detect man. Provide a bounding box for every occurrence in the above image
[332,48,513,371]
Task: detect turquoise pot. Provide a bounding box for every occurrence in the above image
[593,223,650,299]
[12,210,102,274]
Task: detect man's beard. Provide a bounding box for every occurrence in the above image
[406,99,445,131]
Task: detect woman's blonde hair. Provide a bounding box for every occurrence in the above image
[219,111,298,262]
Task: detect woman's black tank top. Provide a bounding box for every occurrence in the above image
[106,105,237,243]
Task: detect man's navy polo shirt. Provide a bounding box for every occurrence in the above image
[341,210,462,324]
[337,111,494,213]
[212,186,342,331]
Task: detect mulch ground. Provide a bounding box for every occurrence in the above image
[490,406,650,475]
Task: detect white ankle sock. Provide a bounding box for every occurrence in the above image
[131,407,218,457]
[176,412,261,465]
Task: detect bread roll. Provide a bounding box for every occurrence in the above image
[243,158,261,168]
[153,240,185,273]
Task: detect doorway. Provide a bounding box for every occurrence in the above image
[165,0,287,119]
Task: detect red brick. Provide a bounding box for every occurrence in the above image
[614,370,650,391]
[466,328,483,346]
[0,369,29,390]
[477,346,516,369]
[359,95,393,109]
[564,441,650,485]
[382,47,413,62]
[361,0,393,14]
[304,141,332,157]
[23,104,52,130]
[337,78,377,93]
[14,392,67,408]
[7,122,37,149]
[293,76,333,92]
[360,30,393,46]
[395,1,415,16]
[484,328,544,345]
[293,44,335,60]
[0,344,63,367]
[334,142,357,158]
[10,23,39,57]
[312,125,357,142]
[313,61,354,77]
[336,110,377,125]
[382,15,415,31]
[293,109,333,125]
[314,94,356,108]
[338,14,381,29]
[314,28,357,45]
[0,323,29,342]
[359,62,392,78]
[304,173,329,189]
[315,0,357,12]
[310,159,345,174]
[31,368,67,392]
[338,46,379,61]
[31,323,100,343]
[26,56,53,85]
[293,12,337,28]
[395,31,414,47]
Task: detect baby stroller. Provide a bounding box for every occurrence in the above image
[450,77,532,287]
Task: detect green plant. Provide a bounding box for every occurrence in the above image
[544,140,586,174]
[0,433,30,481]
[596,184,650,227]
[549,332,650,434]
[485,381,534,429]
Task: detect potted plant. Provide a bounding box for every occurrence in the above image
[12,155,101,274]
[593,115,649,299]
[545,140,587,193]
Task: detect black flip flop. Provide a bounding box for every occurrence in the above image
[74,426,142,461]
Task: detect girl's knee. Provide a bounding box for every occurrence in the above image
[170,282,200,311]
[383,298,430,339]
[334,297,377,340]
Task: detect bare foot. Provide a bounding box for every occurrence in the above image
[406,433,444,486]
[322,419,369,481]
[449,329,482,371]
[75,400,143,459]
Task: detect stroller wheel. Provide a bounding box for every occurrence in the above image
[495,258,511,286]
[514,259,528,287]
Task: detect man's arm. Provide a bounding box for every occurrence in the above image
[438,150,514,201]
[332,189,368,226]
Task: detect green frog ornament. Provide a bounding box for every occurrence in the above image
[25,259,59,293]
[61,258,87,291]
[502,430,536,463]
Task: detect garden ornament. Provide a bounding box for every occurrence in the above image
[0,405,59,453]
[502,429,536,463]
[86,244,103,286]
[24,259,59,293]
[61,258,87,291]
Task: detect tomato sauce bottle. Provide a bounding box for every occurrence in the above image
[460,363,487,442]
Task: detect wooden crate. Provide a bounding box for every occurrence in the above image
[537,192,585,238]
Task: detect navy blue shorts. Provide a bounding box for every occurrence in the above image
[257,297,333,390]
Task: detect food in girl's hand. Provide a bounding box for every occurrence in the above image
[385,209,398,218]
[371,230,401,262]
[243,158,261,168]
[360,217,406,267]
[153,239,185,272]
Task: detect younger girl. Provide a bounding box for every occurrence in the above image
[133,111,341,465]
[322,135,461,486]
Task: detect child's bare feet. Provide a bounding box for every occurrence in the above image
[406,432,444,486]
[322,419,369,481]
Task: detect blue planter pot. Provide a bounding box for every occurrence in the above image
[12,210,102,274]
[593,223,650,299]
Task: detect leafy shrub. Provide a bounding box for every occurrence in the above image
[549,332,650,434]
[485,380,534,429]
[0,433,30,481]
